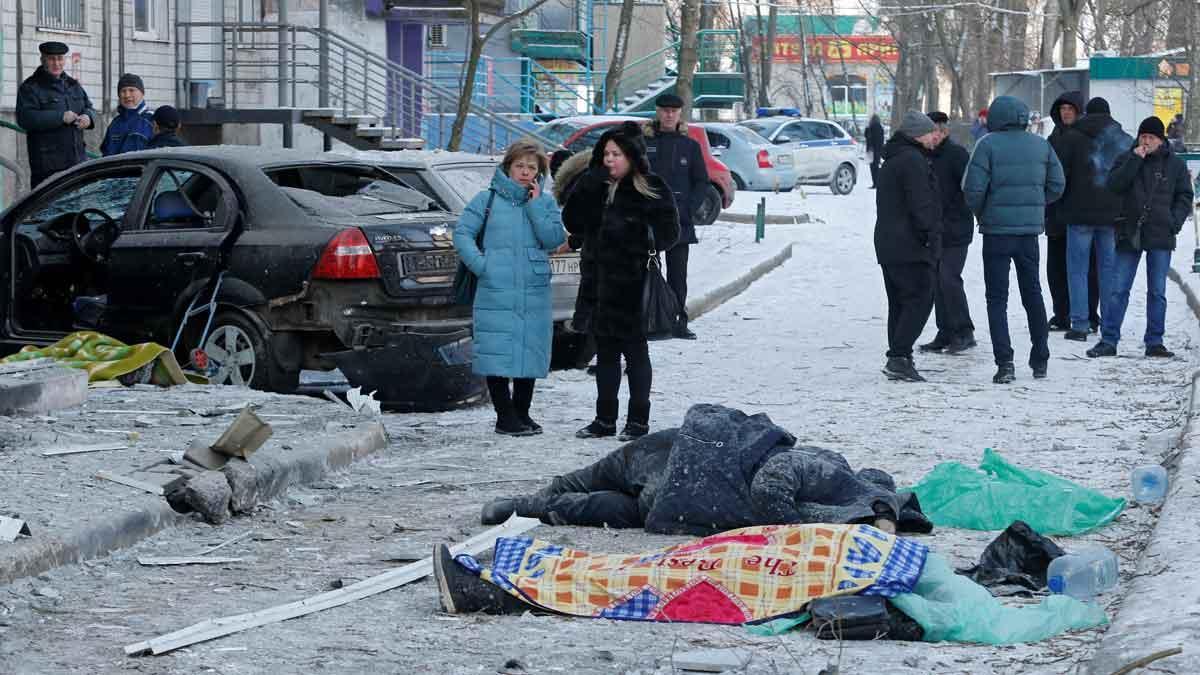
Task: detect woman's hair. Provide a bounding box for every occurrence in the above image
[501,138,549,178]
[602,140,658,202]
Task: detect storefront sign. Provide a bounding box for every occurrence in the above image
[753,35,899,64]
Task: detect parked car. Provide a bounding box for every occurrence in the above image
[538,115,735,225]
[0,147,496,410]
[738,116,860,195]
[697,122,796,192]
[344,149,588,369]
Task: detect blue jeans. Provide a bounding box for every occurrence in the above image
[982,235,1050,366]
[1067,225,1116,332]
[1101,249,1171,347]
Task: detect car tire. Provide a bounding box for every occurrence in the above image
[731,173,746,191]
[694,184,723,226]
[830,163,856,195]
[201,310,297,392]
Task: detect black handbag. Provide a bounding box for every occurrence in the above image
[642,232,681,340]
[451,189,496,306]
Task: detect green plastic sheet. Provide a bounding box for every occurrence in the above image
[890,553,1108,644]
[907,448,1125,535]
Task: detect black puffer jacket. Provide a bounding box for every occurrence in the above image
[929,137,973,248]
[642,121,708,245]
[1044,91,1085,237]
[16,67,97,186]
[874,134,942,265]
[1107,143,1195,251]
[1056,113,1133,227]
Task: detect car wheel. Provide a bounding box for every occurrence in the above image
[203,310,272,390]
[731,173,746,191]
[831,163,856,195]
[694,184,723,225]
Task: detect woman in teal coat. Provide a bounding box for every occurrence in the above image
[454,139,567,436]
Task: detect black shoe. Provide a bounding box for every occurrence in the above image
[943,335,977,354]
[673,325,698,340]
[519,415,543,435]
[433,544,528,615]
[480,498,517,525]
[1145,344,1175,358]
[1086,342,1117,358]
[882,357,925,382]
[617,422,650,442]
[1064,330,1089,342]
[919,337,949,352]
[576,419,617,438]
[496,415,536,437]
[1032,362,1048,379]
[993,363,1016,384]
[1048,317,1069,332]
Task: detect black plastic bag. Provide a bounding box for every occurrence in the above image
[451,190,496,306]
[958,520,1065,596]
[641,254,680,340]
[808,596,924,642]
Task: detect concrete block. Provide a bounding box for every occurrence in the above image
[182,471,232,525]
[0,364,88,416]
[221,459,260,515]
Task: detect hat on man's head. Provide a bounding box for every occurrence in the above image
[1137,116,1166,142]
[927,111,950,125]
[39,42,69,56]
[1085,97,1111,115]
[153,105,181,130]
[118,73,145,93]
[655,93,684,109]
[898,110,935,140]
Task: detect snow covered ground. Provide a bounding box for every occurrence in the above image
[1,182,1195,674]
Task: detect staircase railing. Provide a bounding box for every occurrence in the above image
[175,21,559,154]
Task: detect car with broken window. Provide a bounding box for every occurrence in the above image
[0,147,501,410]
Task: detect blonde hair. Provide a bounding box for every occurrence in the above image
[501,138,549,179]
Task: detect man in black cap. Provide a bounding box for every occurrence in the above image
[101,73,154,156]
[642,93,709,339]
[147,106,185,148]
[16,42,97,188]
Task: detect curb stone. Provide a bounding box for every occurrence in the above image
[1084,271,1200,674]
[0,420,388,585]
[718,212,812,225]
[687,242,794,321]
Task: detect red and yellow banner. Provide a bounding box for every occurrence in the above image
[753,35,900,64]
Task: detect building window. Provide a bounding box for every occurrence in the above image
[827,75,868,117]
[37,0,86,33]
[428,24,446,48]
[134,0,168,39]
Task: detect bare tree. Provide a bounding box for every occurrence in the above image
[675,0,703,120]
[1040,0,1060,67]
[598,0,637,111]
[448,0,556,152]
[1059,0,1084,67]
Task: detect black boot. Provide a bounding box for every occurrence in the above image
[673,315,698,340]
[993,362,1016,384]
[433,544,530,615]
[943,332,976,354]
[918,336,949,352]
[882,357,925,382]
[1064,330,1089,342]
[577,398,618,438]
[1146,344,1175,358]
[511,380,542,435]
[480,495,547,525]
[489,378,535,437]
[619,400,651,441]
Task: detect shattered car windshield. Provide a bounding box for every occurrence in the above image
[24,175,141,223]
[437,165,495,202]
[265,164,435,216]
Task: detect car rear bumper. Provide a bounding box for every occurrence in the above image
[745,166,798,191]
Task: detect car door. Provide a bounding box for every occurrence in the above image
[823,122,858,172]
[775,121,820,179]
[799,121,839,178]
[105,160,240,341]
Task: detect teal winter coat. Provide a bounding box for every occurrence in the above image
[962,96,1065,236]
[454,168,566,379]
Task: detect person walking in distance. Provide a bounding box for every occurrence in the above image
[16,42,97,188]
[565,122,679,441]
[1087,117,1194,359]
[962,96,1065,384]
[919,111,976,355]
[874,111,942,383]
[642,94,708,339]
[453,139,566,436]
[865,114,885,190]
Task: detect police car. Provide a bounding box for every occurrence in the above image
[738,110,861,195]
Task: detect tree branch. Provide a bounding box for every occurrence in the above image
[480,0,558,44]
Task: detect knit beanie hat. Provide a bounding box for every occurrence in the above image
[117,73,145,93]
[153,105,181,130]
[591,121,650,175]
[1137,116,1167,141]
[898,110,935,140]
[1085,97,1110,115]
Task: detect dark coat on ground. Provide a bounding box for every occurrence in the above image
[146,130,185,149]
[642,121,708,246]
[874,134,942,265]
[562,151,679,339]
[865,117,886,157]
[930,137,973,248]
[1106,143,1195,251]
[1055,112,1134,227]
[101,101,154,156]
[16,67,98,186]
[554,149,595,332]
[1044,91,1085,237]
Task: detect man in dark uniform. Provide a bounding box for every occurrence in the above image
[17,42,97,188]
[642,93,709,340]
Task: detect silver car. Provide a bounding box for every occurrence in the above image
[698,123,797,192]
[738,117,861,195]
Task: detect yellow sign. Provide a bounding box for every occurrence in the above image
[1153,87,1184,127]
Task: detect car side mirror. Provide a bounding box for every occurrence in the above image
[774,135,791,144]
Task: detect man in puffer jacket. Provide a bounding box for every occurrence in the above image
[1087,117,1194,359]
[1055,97,1134,340]
[963,96,1065,384]
[101,73,154,156]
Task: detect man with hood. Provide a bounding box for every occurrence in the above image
[1087,117,1194,359]
[873,111,942,383]
[101,73,154,156]
[1055,97,1134,341]
[643,94,709,340]
[16,42,97,188]
[1044,92,1100,332]
[962,96,1065,384]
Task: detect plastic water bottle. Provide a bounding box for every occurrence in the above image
[1047,548,1119,600]
[1131,465,1168,503]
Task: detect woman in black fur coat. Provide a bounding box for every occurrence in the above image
[563,122,680,441]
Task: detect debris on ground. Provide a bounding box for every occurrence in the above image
[958,520,1065,596]
[0,516,31,542]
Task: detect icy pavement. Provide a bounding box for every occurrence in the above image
[0,182,1195,674]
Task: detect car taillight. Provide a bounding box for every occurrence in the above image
[757,150,773,168]
[313,228,380,280]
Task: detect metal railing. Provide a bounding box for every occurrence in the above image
[175,21,558,154]
[426,53,598,117]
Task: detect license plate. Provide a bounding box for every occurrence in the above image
[551,256,580,275]
[401,250,458,276]
[776,154,793,165]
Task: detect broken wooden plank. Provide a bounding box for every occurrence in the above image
[210,407,272,459]
[95,470,166,496]
[124,514,540,655]
[41,443,129,457]
[0,516,32,542]
[137,556,244,567]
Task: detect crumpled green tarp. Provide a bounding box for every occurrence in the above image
[890,552,1108,644]
[906,448,1125,535]
[0,331,189,386]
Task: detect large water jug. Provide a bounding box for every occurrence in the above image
[1131,465,1168,503]
[1047,547,1119,600]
